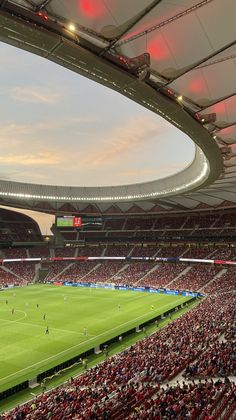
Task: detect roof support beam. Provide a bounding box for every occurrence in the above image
[36,0,53,11]
[102,0,163,54]
[115,0,214,48]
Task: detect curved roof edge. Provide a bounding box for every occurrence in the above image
[0,5,223,208]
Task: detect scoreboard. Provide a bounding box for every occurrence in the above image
[56,215,102,228]
[56,216,82,227]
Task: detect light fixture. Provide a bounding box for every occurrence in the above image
[68,23,76,32]
[177,95,183,101]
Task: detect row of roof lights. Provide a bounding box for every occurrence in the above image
[0,158,209,202]
[5,13,212,203]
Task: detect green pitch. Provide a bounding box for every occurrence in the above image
[0,285,191,392]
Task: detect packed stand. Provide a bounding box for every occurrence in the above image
[117,262,153,284]
[184,339,236,378]
[130,245,159,257]
[0,268,22,286]
[139,263,185,288]
[124,217,155,230]
[54,247,77,257]
[128,380,236,420]
[2,248,28,259]
[203,268,236,294]
[103,218,125,230]
[5,262,36,282]
[42,261,73,281]
[82,261,125,283]
[3,292,236,419]
[105,245,133,257]
[56,261,99,282]
[170,265,221,292]
[28,247,51,258]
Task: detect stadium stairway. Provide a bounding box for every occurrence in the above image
[80,263,101,281]
[0,265,22,282]
[112,264,130,282]
[101,246,107,256]
[51,262,75,281]
[200,268,228,292]
[165,266,192,288]
[134,263,160,286]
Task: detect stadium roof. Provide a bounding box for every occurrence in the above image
[0,0,235,214]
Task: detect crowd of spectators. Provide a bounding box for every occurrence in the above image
[3,262,36,283]
[42,262,73,281]
[3,290,235,419]
[1,207,236,417]
[129,245,159,257]
[105,245,133,257]
[82,261,125,283]
[59,211,236,243]
[103,219,125,230]
[170,265,221,292]
[139,263,185,288]
[28,247,51,258]
[124,217,155,230]
[0,244,235,292]
[184,339,235,378]
[203,268,236,294]
[116,262,153,284]
[57,261,99,282]
[156,246,187,258]
[2,248,28,259]
[0,268,24,286]
[128,380,236,420]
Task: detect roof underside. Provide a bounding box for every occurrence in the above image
[0,0,235,213]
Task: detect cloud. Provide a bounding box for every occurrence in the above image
[119,164,186,178]
[0,152,62,166]
[0,116,98,139]
[80,117,166,167]
[10,86,62,104]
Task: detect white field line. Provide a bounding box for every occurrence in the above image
[0,296,188,383]
[0,315,95,338]
[0,310,27,325]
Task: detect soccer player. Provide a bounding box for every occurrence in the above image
[83,328,87,336]
[45,326,49,334]
[36,303,39,308]
[151,305,154,310]
[118,303,121,310]
[12,308,14,315]
[6,299,8,305]
[43,313,46,321]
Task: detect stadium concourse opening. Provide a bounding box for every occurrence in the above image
[0,207,235,418]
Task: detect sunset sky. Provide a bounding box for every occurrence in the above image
[0,41,194,232]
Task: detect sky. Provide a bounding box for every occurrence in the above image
[0,41,194,233]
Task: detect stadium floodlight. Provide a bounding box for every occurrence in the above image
[199,113,217,124]
[68,23,76,32]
